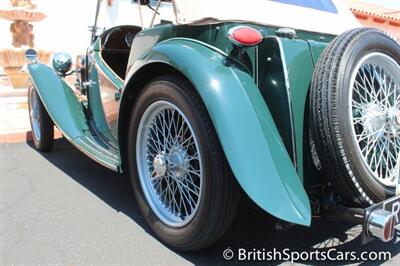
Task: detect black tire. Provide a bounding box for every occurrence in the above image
[28,80,54,151]
[310,28,400,205]
[128,75,240,251]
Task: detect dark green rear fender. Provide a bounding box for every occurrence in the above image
[122,39,311,226]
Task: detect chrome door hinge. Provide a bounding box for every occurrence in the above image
[115,91,121,101]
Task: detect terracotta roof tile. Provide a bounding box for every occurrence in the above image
[346,0,400,21]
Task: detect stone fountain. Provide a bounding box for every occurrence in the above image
[0,0,52,88]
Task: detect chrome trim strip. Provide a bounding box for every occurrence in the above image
[71,137,119,172]
[84,135,119,160]
[255,45,259,86]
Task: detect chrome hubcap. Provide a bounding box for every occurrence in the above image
[168,147,189,179]
[153,153,167,177]
[361,103,387,138]
[137,100,203,227]
[349,52,400,187]
[29,87,41,140]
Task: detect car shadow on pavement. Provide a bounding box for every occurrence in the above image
[28,138,400,265]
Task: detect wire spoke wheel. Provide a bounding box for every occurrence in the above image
[129,76,239,250]
[27,80,54,152]
[29,87,42,140]
[136,100,203,227]
[349,52,400,187]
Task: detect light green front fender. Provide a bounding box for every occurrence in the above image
[124,39,311,226]
[26,63,88,140]
[27,63,121,171]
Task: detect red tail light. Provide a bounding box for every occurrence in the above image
[227,26,263,47]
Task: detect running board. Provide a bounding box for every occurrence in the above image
[72,132,121,172]
[26,63,121,172]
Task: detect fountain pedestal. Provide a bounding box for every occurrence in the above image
[0,1,52,88]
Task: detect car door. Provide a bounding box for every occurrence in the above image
[89,31,125,139]
[85,0,173,139]
[86,23,142,138]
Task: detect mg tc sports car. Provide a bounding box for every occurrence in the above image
[24,0,399,250]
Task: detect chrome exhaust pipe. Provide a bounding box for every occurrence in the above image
[367,209,396,242]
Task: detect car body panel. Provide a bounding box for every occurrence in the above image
[123,38,311,226]
[25,19,336,227]
[91,51,122,137]
[22,0,400,249]
[27,63,121,171]
[280,38,319,181]
[27,63,89,140]
[124,23,333,176]
[86,57,113,134]
[90,35,124,138]
[256,37,297,173]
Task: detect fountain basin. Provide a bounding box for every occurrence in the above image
[0,8,46,22]
[0,48,52,88]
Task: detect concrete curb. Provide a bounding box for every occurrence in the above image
[0,128,63,144]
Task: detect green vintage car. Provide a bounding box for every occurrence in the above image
[25,0,400,250]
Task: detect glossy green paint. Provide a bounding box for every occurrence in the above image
[280,38,317,181]
[308,40,329,66]
[257,37,295,166]
[27,63,89,139]
[86,56,111,133]
[26,21,334,226]
[126,23,333,178]
[124,38,311,226]
[27,63,120,171]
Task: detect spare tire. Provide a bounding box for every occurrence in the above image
[310,28,400,206]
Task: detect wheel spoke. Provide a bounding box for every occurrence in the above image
[137,100,203,227]
[350,53,400,187]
